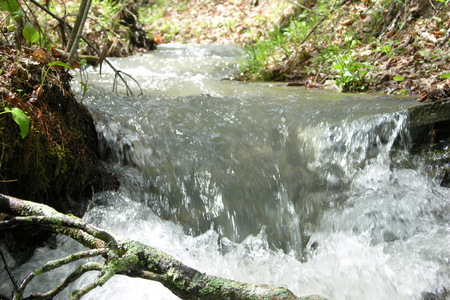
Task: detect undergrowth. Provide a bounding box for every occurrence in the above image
[239,0,450,94]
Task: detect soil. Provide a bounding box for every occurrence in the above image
[0,45,115,260]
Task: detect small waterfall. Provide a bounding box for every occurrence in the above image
[1,44,448,300]
[89,90,413,260]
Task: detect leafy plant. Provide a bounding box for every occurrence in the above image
[0,0,19,13]
[0,107,30,139]
[22,21,40,44]
[374,41,395,58]
[332,54,373,92]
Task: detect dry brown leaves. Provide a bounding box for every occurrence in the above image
[146,0,296,45]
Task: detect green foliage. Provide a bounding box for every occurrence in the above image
[0,107,30,138]
[440,73,450,79]
[0,0,19,13]
[241,27,291,79]
[0,0,21,34]
[241,43,271,79]
[47,61,73,69]
[240,11,321,80]
[332,54,373,92]
[92,0,121,29]
[22,21,40,44]
[393,76,404,82]
[374,41,395,58]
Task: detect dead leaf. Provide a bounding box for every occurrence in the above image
[31,49,50,64]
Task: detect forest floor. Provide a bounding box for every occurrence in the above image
[143,0,450,101]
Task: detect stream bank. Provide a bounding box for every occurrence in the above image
[142,0,450,99]
[0,46,114,259]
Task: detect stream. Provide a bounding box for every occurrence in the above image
[1,44,449,299]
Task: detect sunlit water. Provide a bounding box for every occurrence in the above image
[1,44,449,299]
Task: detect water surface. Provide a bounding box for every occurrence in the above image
[1,44,449,300]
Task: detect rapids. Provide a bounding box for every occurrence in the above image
[1,44,449,299]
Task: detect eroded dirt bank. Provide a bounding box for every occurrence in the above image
[0,46,114,258]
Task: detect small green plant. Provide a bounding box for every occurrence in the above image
[22,21,40,44]
[40,61,73,89]
[240,42,272,79]
[332,54,373,92]
[374,41,395,58]
[436,0,450,5]
[1,0,45,46]
[393,76,404,82]
[0,107,29,138]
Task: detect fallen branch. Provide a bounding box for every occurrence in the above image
[0,194,324,300]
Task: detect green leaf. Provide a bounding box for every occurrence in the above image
[22,22,40,44]
[4,107,29,138]
[343,71,353,77]
[0,0,19,13]
[418,50,430,57]
[48,61,73,69]
[393,76,404,82]
[439,73,450,79]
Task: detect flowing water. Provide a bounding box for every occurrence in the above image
[1,44,449,299]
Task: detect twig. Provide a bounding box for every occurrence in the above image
[28,0,70,43]
[299,16,325,45]
[22,262,104,300]
[0,249,18,290]
[66,0,91,59]
[14,249,108,299]
[113,70,143,96]
[28,0,143,96]
[70,266,115,300]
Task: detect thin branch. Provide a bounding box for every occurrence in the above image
[0,215,116,250]
[28,0,143,96]
[66,0,89,53]
[0,194,110,249]
[70,266,115,300]
[0,195,117,246]
[28,0,70,46]
[16,248,109,298]
[0,249,17,290]
[113,70,143,96]
[22,262,104,300]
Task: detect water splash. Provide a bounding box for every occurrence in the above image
[2,44,448,300]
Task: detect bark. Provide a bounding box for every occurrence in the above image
[0,193,324,300]
[66,0,92,62]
